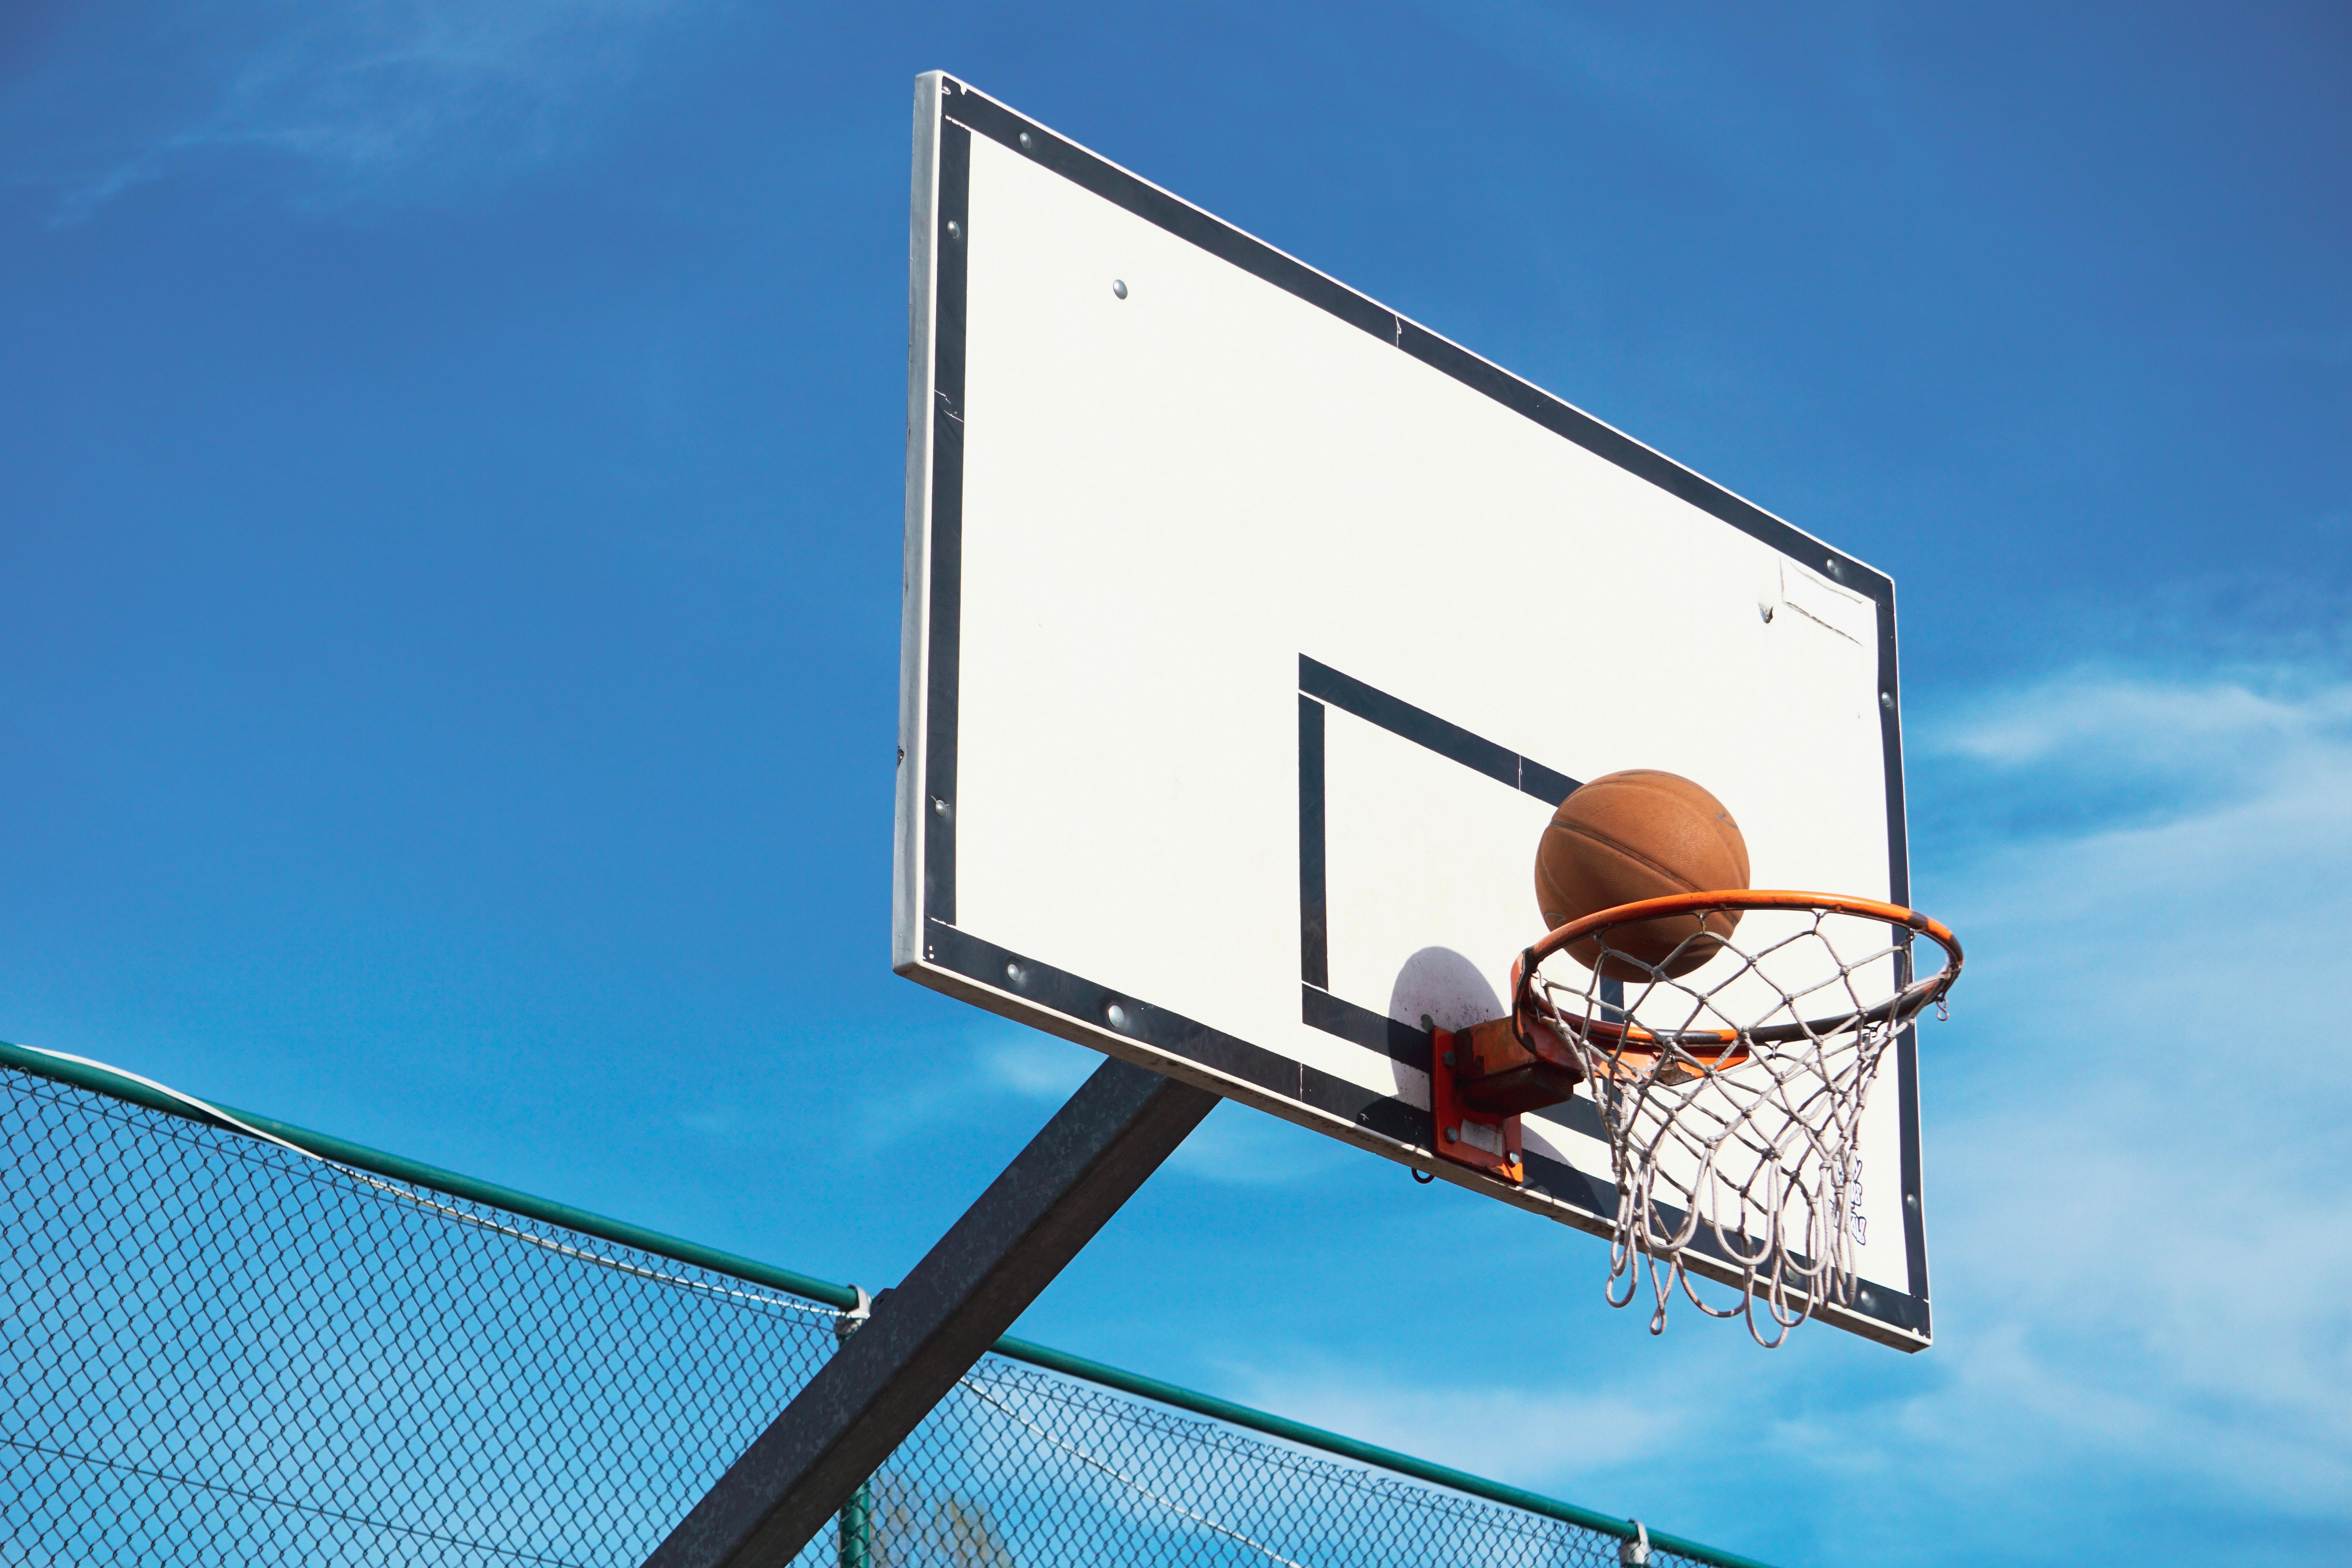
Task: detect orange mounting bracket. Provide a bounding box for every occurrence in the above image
[1428,1010,1586,1184]
[1429,1023,1522,1181]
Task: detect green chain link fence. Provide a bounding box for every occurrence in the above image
[0,1042,1769,1568]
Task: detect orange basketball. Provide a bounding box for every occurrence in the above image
[1534,770,1750,980]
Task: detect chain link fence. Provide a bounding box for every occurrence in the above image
[0,1049,1760,1568]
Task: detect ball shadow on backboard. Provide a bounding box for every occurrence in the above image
[1386,947,1504,1101]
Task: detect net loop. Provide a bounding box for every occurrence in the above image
[1512,891,1962,1346]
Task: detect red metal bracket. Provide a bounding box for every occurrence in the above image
[1428,1026,1524,1183]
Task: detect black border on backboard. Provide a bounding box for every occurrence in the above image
[897,74,1930,1348]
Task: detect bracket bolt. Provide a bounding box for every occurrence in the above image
[1443,1125,1458,1143]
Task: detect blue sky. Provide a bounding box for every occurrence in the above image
[5,3,2348,1564]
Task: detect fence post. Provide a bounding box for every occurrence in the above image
[832,1288,875,1568]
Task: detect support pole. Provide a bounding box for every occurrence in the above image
[643,1057,1218,1568]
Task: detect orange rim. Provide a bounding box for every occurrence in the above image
[1530,889,1961,969]
[1512,889,1964,1057]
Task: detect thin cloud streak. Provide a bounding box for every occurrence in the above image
[1935,670,2352,772]
[28,0,689,220]
[1232,1364,1695,1481]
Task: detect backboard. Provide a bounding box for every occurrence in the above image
[893,74,1931,1351]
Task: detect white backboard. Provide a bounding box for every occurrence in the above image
[894,74,1930,1350]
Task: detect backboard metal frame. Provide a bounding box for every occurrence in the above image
[892,73,1931,1351]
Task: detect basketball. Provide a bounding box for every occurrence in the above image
[1534,770,1750,980]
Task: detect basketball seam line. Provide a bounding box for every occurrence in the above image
[1547,821,1715,897]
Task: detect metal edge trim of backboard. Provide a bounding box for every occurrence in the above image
[1880,596,1932,1314]
[920,91,971,938]
[894,73,1931,1351]
[893,72,944,972]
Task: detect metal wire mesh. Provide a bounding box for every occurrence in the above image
[1525,898,1956,1347]
[0,1061,1719,1568]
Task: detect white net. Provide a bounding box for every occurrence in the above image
[1519,897,1958,1347]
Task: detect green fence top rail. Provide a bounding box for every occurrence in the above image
[0,1036,1776,1568]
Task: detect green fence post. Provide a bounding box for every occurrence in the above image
[837,1480,871,1568]
[834,1287,875,1568]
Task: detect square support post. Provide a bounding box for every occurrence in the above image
[643,1056,1218,1568]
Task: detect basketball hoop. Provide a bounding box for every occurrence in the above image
[1508,891,1961,1345]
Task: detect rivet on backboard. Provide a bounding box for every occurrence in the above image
[932,797,949,816]
[946,219,962,240]
[1443,1125,1458,1143]
[1005,962,1024,986]
[1880,691,1895,710]
[1018,131,1033,151]
[1905,1192,1918,1208]
[1858,1288,1874,1306]
[1106,1004,1128,1028]
[1112,279,1128,299]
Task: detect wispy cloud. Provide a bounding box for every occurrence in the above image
[1905,667,2352,1526]
[1231,1361,1697,1479]
[853,1029,1353,1189]
[1915,661,2352,855]
[16,0,690,220]
[1935,670,2352,773]
[982,1034,1098,1103]
[968,1036,1355,1187]
[1165,1101,1354,1188]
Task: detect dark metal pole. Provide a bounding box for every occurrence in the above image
[642,1056,1218,1568]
